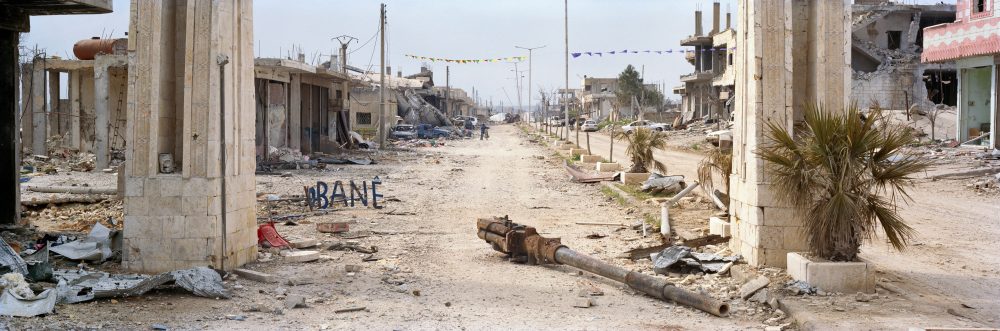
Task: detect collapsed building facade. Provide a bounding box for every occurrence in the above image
[579,76,618,121]
[20,43,128,170]
[675,2,736,124]
[851,0,957,111]
[922,0,1000,149]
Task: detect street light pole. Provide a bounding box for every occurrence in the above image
[515,45,546,124]
[563,0,570,141]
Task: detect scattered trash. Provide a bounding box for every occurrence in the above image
[785,280,817,295]
[257,222,290,248]
[334,306,367,313]
[316,222,350,233]
[651,245,740,274]
[170,267,231,298]
[0,287,57,317]
[327,242,377,254]
[53,267,230,304]
[49,223,115,261]
[0,238,28,276]
[641,174,686,195]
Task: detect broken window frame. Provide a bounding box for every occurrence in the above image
[972,0,993,19]
[357,112,372,125]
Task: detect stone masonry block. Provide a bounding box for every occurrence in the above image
[759,226,784,250]
[739,221,760,247]
[143,179,161,199]
[149,196,181,216]
[763,207,803,227]
[782,226,809,251]
[570,148,588,156]
[185,216,218,238]
[709,216,731,237]
[787,252,876,293]
[182,196,208,216]
[581,155,602,163]
[596,162,621,172]
[162,216,187,240]
[126,197,149,216]
[159,177,183,197]
[763,248,788,267]
[170,238,210,262]
[125,178,144,197]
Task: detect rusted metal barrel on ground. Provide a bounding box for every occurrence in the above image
[475,216,730,317]
[553,247,730,317]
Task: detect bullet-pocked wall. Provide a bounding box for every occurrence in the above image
[123,0,257,273]
[729,0,851,267]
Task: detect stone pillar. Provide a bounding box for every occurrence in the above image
[93,54,126,170]
[31,62,46,155]
[20,63,32,155]
[289,74,301,150]
[2,30,22,226]
[69,70,81,150]
[729,0,850,267]
[123,0,257,273]
[47,70,60,141]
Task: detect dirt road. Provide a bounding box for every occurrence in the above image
[560,126,1000,328]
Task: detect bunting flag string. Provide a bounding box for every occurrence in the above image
[405,54,527,63]
[570,47,736,58]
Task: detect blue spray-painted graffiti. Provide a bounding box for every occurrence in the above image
[307,176,383,209]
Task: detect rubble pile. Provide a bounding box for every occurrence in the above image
[24,199,124,233]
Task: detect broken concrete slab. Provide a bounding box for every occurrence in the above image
[284,295,307,309]
[289,238,320,249]
[281,250,320,263]
[572,298,593,308]
[233,268,277,283]
[740,275,770,300]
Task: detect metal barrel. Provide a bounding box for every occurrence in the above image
[554,247,730,317]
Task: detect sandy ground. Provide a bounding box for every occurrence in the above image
[548,126,1000,330]
[8,124,998,330]
[8,125,764,330]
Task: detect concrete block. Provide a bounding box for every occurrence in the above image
[763,207,802,227]
[709,216,731,237]
[289,238,319,249]
[578,162,596,170]
[620,172,649,185]
[786,252,876,294]
[234,268,277,283]
[159,177,183,197]
[739,276,770,299]
[762,248,788,267]
[281,250,320,263]
[570,148,588,156]
[759,226,784,249]
[580,155,602,163]
[559,143,574,150]
[125,178,144,197]
[782,226,809,251]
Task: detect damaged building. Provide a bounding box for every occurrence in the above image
[675,2,736,124]
[253,56,358,160]
[19,39,129,170]
[922,0,1000,149]
[851,0,957,111]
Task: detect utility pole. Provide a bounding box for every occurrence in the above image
[378,3,386,148]
[515,45,546,125]
[563,0,570,141]
[333,35,356,143]
[445,65,450,116]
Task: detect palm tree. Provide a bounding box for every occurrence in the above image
[697,148,732,195]
[613,127,668,173]
[757,104,929,261]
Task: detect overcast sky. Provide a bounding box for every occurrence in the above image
[25,0,953,109]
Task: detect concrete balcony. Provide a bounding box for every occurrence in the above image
[681,35,713,47]
[680,71,714,83]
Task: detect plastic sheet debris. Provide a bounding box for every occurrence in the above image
[641,174,686,195]
[0,238,28,276]
[49,223,115,261]
[53,267,230,304]
[0,288,57,317]
[170,267,231,299]
[652,245,740,274]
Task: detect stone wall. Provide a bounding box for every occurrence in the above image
[123,0,257,273]
[729,0,850,268]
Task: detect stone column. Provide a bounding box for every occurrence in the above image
[123,0,257,273]
[289,74,301,150]
[729,0,850,267]
[47,70,59,141]
[94,61,110,170]
[69,70,81,150]
[31,62,46,155]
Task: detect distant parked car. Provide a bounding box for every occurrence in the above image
[581,120,598,132]
[416,124,451,139]
[390,124,417,140]
[621,120,670,134]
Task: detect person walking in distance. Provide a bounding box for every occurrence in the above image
[480,123,490,140]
